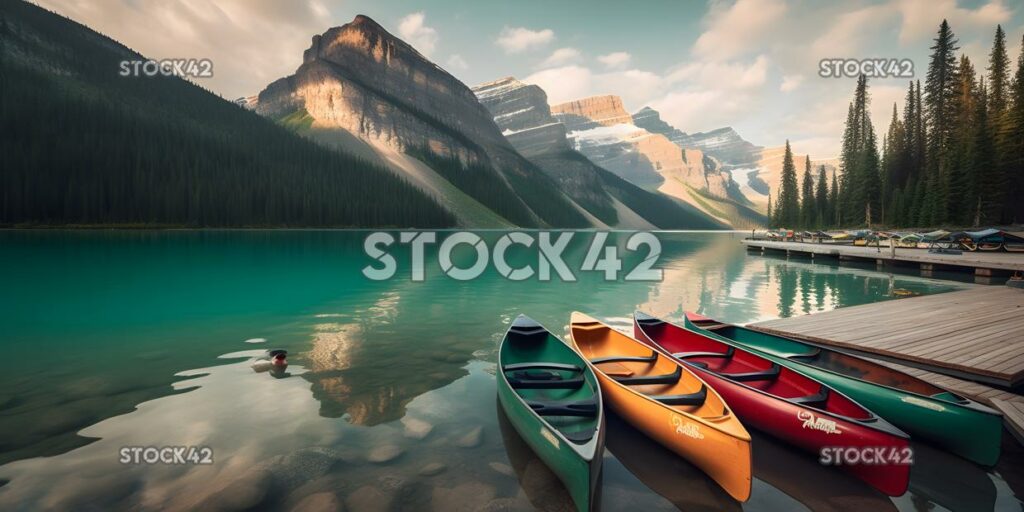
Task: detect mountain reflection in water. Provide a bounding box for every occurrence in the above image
[1,230,1013,511]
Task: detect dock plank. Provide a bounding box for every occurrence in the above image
[742,239,1024,271]
[991,399,1024,445]
[751,286,1024,387]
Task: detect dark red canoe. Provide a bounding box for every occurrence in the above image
[633,311,911,497]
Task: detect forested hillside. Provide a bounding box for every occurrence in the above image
[0,1,454,228]
[771,20,1024,230]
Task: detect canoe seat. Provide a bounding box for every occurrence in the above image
[589,351,658,365]
[721,363,780,382]
[788,387,829,407]
[507,371,585,390]
[611,366,682,386]
[672,346,735,359]
[650,384,707,406]
[503,362,582,372]
[687,361,710,369]
[526,397,599,417]
[561,428,597,444]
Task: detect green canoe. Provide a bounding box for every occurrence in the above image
[497,315,605,512]
[682,315,1003,466]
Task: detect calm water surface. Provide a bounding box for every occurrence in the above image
[0,230,1020,511]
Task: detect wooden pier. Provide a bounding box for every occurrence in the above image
[742,239,1024,274]
[750,286,1024,387]
[749,286,1024,442]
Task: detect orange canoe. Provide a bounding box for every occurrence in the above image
[569,312,752,502]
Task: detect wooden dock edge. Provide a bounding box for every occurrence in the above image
[991,399,1024,445]
[747,325,1023,388]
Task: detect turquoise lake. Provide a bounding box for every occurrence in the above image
[0,230,1020,511]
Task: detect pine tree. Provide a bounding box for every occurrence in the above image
[1007,35,1024,223]
[837,75,881,227]
[946,54,977,224]
[882,102,907,223]
[989,26,1014,223]
[860,124,882,226]
[924,20,960,218]
[776,140,801,227]
[988,25,1011,116]
[830,172,841,227]
[838,102,857,224]
[899,81,917,188]
[815,166,829,228]
[970,80,1000,225]
[766,192,773,225]
[800,156,816,228]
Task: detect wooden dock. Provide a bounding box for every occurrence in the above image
[742,239,1024,274]
[749,286,1024,387]
[992,398,1024,444]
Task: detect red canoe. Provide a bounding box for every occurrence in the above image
[633,311,911,497]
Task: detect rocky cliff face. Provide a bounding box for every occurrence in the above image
[472,77,570,157]
[550,95,633,127]
[552,99,731,198]
[633,107,762,167]
[546,99,764,227]
[686,127,763,167]
[257,15,507,162]
[472,77,724,229]
[255,15,590,228]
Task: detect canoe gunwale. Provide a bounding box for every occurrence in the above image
[498,316,604,462]
[717,324,1003,419]
[634,312,910,440]
[569,314,748,441]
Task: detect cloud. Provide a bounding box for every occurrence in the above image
[397,12,438,56]
[666,55,769,91]
[649,89,753,134]
[692,0,787,61]
[445,54,468,71]
[598,52,632,69]
[810,4,896,58]
[33,0,332,99]
[895,0,1012,45]
[496,26,555,54]
[539,47,581,68]
[780,75,804,92]
[523,66,593,105]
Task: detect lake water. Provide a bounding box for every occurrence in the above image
[0,230,1020,511]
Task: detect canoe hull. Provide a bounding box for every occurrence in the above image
[496,380,603,512]
[634,318,909,496]
[707,324,1003,466]
[497,315,604,512]
[592,369,752,501]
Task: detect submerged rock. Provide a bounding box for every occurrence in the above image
[488,462,514,477]
[270,447,337,489]
[346,485,392,512]
[418,462,447,476]
[455,426,483,448]
[291,492,343,512]
[207,467,273,511]
[430,481,497,512]
[401,417,433,440]
[366,444,404,463]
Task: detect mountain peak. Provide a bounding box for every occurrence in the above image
[472,76,531,100]
[350,14,379,26]
[551,95,631,127]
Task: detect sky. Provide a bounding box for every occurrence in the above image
[36,0,1024,158]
